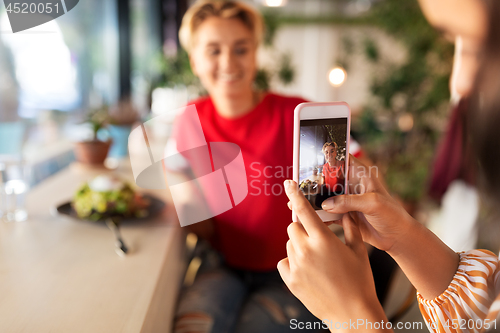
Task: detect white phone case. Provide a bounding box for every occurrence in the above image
[292,102,351,222]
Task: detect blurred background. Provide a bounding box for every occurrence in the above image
[0,0,454,206]
[1,0,457,235]
[0,1,465,330]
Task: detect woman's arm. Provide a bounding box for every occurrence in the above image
[279,181,392,332]
[388,218,459,300]
[321,156,459,300]
[162,161,215,240]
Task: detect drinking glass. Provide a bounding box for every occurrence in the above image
[0,156,30,222]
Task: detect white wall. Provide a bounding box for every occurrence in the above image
[258,25,407,114]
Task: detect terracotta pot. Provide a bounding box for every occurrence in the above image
[74,140,112,165]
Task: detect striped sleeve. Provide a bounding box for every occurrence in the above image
[417,250,500,333]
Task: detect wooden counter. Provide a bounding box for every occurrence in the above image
[0,160,185,333]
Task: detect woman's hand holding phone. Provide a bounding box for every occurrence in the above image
[321,155,417,254]
[287,155,416,253]
[285,155,460,301]
[277,180,389,330]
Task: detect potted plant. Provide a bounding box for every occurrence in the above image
[74,106,111,165]
[323,0,453,214]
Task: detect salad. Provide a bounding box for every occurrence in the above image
[299,179,319,193]
[72,175,149,220]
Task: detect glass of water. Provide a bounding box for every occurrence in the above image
[0,156,30,222]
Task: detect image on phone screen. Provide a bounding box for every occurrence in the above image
[299,118,347,210]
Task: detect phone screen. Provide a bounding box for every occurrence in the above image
[299,118,348,210]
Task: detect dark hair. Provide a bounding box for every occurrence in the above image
[469,0,500,209]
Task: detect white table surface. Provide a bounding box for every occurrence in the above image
[0,160,186,333]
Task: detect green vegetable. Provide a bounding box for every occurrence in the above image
[72,182,136,220]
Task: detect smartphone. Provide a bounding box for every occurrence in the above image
[292,102,351,222]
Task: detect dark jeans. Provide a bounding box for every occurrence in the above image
[314,184,344,208]
[174,247,327,333]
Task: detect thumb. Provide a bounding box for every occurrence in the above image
[284,180,329,237]
[321,192,380,215]
[277,258,291,284]
[342,213,365,255]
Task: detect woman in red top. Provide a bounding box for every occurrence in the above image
[321,142,345,193]
[166,1,324,332]
[167,1,370,331]
[311,141,346,209]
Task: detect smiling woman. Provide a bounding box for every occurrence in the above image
[188,17,257,116]
[164,1,332,332]
[179,0,263,118]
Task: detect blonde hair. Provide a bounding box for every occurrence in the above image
[322,141,338,153]
[179,0,264,53]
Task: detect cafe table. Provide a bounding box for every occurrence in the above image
[0,160,186,333]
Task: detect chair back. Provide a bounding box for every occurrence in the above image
[0,122,25,155]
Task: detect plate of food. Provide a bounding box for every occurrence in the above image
[54,175,166,256]
[55,175,165,223]
[299,179,319,195]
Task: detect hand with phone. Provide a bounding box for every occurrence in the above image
[289,103,459,304]
[278,180,390,329]
[322,155,417,253]
[287,154,459,302]
[292,102,415,252]
[287,155,415,252]
[293,102,352,223]
[320,156,459,300]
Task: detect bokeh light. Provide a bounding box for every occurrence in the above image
[398,113,414,132]
[328,67,347,86]
[264,0,286,7]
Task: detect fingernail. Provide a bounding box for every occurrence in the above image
[322,198,334,210]
[284,180,292,190]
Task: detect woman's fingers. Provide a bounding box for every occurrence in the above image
[277,258,291,284]
[321,192,381,215]
[342,213,366,256]
[284,180,330,238]
[347,154,388,195]
[287,222,307,241]
[286,239,298,265]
